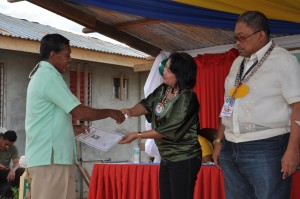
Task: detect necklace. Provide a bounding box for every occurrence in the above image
[28,61,42,79]
[230,41,275,99]
[161,86,179,104]
[237,41,275,84]
[155,86,180,116]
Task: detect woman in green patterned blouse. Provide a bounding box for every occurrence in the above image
[119,52,201,199]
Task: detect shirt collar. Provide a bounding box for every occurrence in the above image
[39,61,61,76]
[250,40,273,63]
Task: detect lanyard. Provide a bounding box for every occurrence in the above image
[239,59,258,81]
[234,41,275,87]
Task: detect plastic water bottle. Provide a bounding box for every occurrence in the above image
[132,144,140,163]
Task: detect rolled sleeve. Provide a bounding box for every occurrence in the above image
[280,55,300,104]
[45,76,80,113]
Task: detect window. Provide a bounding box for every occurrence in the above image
[113,78,120,99]
[121,78,128,100]
[113,74,128,100]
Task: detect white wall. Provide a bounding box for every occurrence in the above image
[0,50,39,151]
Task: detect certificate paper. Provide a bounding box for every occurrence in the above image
[76,126,123,151]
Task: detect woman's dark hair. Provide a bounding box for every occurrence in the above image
[237,11,270,38]
[2,130,17,142]
[168,52,197,90]
[40,33,70,59]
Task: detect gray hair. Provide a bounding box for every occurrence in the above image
[237,11,270,38]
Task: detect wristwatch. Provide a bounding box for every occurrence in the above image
[213,138,223,145]
[137,131,142,140]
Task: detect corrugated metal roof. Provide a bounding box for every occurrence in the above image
[86,6,288,53]
[87,6,236,52]
[0,12,149,59]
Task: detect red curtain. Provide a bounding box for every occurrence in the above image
[194,48,239,129]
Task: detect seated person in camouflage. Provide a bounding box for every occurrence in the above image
[0,130,25,198]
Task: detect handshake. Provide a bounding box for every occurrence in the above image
[109,108,133,124]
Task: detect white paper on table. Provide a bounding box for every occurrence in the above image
[76,126,123,151]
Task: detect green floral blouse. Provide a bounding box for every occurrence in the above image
[139,84,201,162]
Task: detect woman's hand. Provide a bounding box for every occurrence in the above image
[118,132,137,144]
[120,108,133,118]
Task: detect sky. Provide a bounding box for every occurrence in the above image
[0,0,122,44]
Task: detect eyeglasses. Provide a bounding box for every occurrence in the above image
[234,30,261,42]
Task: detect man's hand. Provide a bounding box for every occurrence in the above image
[282,102,300,179]
[73,125,90,136]
[281,149,300,179]
[0,164,8,171]
[212,142,222,169]
[7,169,15,182]
[110,110,125,124]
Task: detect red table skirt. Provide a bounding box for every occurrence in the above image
[88,164,300,199]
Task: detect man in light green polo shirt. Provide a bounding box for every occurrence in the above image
[25,33,125,199]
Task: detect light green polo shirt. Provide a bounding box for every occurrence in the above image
[25,61,80,168]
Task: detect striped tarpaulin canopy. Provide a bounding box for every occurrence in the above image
[68,0,300,34]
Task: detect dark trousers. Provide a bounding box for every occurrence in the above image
[0,167,25,198]
[159,155,201,199]
[220,134,292,199]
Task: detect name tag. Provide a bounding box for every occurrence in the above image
[220,97,235,118]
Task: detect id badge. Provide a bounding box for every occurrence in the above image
[220,96,235,118]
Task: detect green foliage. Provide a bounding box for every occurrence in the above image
[0,186,19,199]
[11,186,19,199]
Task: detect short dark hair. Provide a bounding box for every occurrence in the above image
[237,11,270,38]
[2,130,17,142]
[40,33,70,59]
[168,52,197,90]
